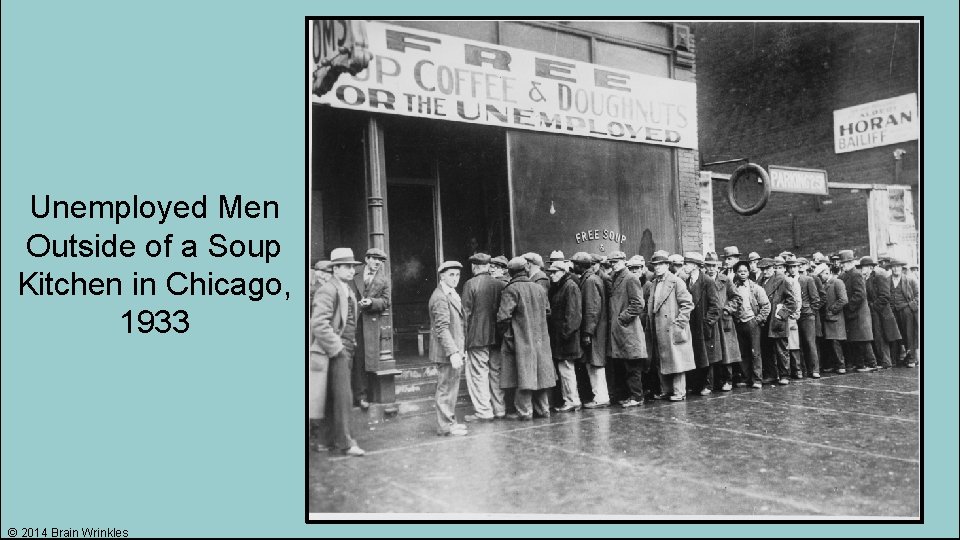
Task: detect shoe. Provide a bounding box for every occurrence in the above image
[793,374,804,380]
[505,413,532,421]
[721,383,733,392]
[751,382,763,389]
[621,399,642,408]
[822,367,835,373]
[653,393,671,400]
[355,399,370,410]
[669,394,686,401]
[438,427,469,436]
[556,403,582,413]
[837,368,847,374]
[343,446,366,456]
[856,367,876,373]
[778,378,790,385]
[905,362,916,368]
[700,388,712,396]
[617,399,630,406]
[734,382,748,388]
[811,372,820,379]
[583,401,610,409]
[762,378,777,385]
[464,414,495,423]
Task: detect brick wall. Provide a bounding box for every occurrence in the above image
[694,22,919,258]
[676,26,704,253]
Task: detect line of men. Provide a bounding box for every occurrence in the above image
[428,246,920,437]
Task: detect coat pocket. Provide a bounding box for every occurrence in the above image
[672,324,689,345]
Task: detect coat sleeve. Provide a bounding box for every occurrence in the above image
[581,278,602,336]
[809,278,824,311]
[870,275,892,313]
[430,293,459,358]
[674,279,695,326]
[788,280,801,319]
[365,276,391,313]
[496,284,518,336]
[906,276,919,312]
[831,279,848,314]
[722,277,741,314]
[462,281,475,328]
[562,281,582,338]
[754,284,771,320]
[702,277,722,327]
[311,285,344,357]
[623,277,644,319]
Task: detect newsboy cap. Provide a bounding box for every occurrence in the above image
[548,261,567,273]
[571,251,593,264]
[757,258,776,269]
[469,252,491,265]
[608,251,627,262]
[523,252,544,267]
[365,247,387,260]
[627,255,645,268]
[437,260,463,274]
[507,256,528,271]
[491,255,509,268]
[315,260,333,274]
[722,246,741,258]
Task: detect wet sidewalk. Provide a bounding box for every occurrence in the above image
[308,368,920,517]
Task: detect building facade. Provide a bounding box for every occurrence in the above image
[695,22,920,263]
[309,20,703,404]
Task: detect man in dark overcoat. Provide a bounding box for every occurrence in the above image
[838,250,878,372]
[498,257,556,420]
[572,252,610,407]
[606,251,647,407]
[462,253,507,422]
[704,252,741,391]
[680,252,723,395]
[547,261,583,412]
[789,257,822,378]
[861,257,902,370]
[349,247,391,408]
[815,264,848,373]
[888,259,919,368]
[523,252,550,292]
[759,257,797,385]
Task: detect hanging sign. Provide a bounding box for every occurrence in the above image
[310,21,698,149]
[768,165,829,196]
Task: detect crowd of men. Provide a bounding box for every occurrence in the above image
[309,244,920,451]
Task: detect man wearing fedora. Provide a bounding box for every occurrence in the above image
[838,250,878,372]
[788,256,822,378]
[498,257,556,420]
[815,264,848,374]
[888,258,919,367]
[861,257,901,369]
[311,248,366,456]
[606,251,648,407]
[759,257,797,385]
[748,252,762,283]
[462,253,507,422]
[704,252,741,391]
[781,255,805,379]
[430,260,469,436]
[731,260,770,388]
[348,247,391,409]
[681,252,723,395]
[647,252,695,401]
[571,251,610,408]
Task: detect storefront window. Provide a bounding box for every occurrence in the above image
[500,22,591,62]
[595,40,671,77]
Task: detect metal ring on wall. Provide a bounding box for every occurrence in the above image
[728,163,771,216]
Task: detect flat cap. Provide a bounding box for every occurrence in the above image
[507,256,528,271]
[437,260,463,274]
[548,261,567,272]
[522,252,544,267]
[315,260,333,273]
[590,253,604,264]
[757,258,775,269]
[491,255,509,268]
[608,251,627,262]
[469,252,491,265]
[365,247,388,260]
[571,251,593,264]
[626,255,645,268]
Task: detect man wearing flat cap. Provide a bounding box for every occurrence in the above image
[348,247,391,409]
[748,252,762,283]
[816,264,848,374]
[491,256,510,283]
[838,250,878,372]
[861,257,901,370]
[759,257,797,385]
[523,252,550,292]
[570,251,610,408]
[681,252,723,395]
[430,260,469,436]
[704,252,742,390]
[498,257,556,420]
[646,252,695,401]
[888,258,918,367]
[605,251,648,407]
[782,256,805,379]
[788,256,822,378]
[461,253,508,422]
[547,261,583,412]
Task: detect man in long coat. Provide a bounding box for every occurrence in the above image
[547,261,583,412]
[759,257,797,385]
[861,257,902,369]
[815,264,848,373]
[311,248,365,456]
[789,257,822,378]
[498,257,556,420]
[838,250,878,372]
[680,252,723,395]
[523,252,550,292]
[780,256,804,379]
[704,253,741,391]
[572,252,610,408]
[606,251,648,407]
[349,247,391,408]
[888,259,919,368]
[462,253,507,422]
[647,252,696,401]
[430,261,468,436]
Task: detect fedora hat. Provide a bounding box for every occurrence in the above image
[684,252,705,266]
[772,256,786,266]
[783,254,800,267]
[669,254,684,265]
[838,250,856,263]
[364,247,387,260]
[704,252,720,266]
[722,246,741,258]
[329,247,362,265]
[748,251,761,262]
[858,256,877,268]
[650,252,670,264]
[549,250,566,262]
[887,257,908,267]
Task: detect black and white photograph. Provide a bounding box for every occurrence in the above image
[306,19,921,519]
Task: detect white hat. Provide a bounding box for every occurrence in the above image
[329,247,362,265]
[437,260,463,274]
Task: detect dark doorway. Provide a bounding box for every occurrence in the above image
[388,183,439,365]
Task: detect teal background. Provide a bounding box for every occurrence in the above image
[1,1,956,537]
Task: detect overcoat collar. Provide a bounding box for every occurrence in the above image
[653,273,676,313]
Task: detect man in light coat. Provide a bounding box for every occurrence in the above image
[607,251,648,407]
[572,252,610,408]
[311,248,365,456]
[430,260,468,436]
[889,259,919,368]
[349,247,391,409]
[647,252,696,401]
[838,250,878,372]
[498,257,557,420]
[462,253,507,422]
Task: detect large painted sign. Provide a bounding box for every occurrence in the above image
[310,21,698,149]
[833,93,918,154]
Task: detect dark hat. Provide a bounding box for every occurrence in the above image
[507,256,528,271]
[522,252,544,267]
[548,261,567,273]
[571,251,593,264]
[748,251,761,262]
[772,256,786,266]
[437,260,463,274]
[684,252,705,266]
[704,252,721,266]
[909,263,919,269]
[858,256,877,268]
[329,247,362,265]
[608,251,627,262]
[315,260,333,273]
[722,246,741,258]
[797,257,809,266]
[783,254,800,267]
[887,257,908,267]
[650,252,670,264]
[365,247,388,260]
[490,255,509,268]
[469,252,491,265]
[757,257,776,269]
[829,253,841,261]
[838,250,856,263]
